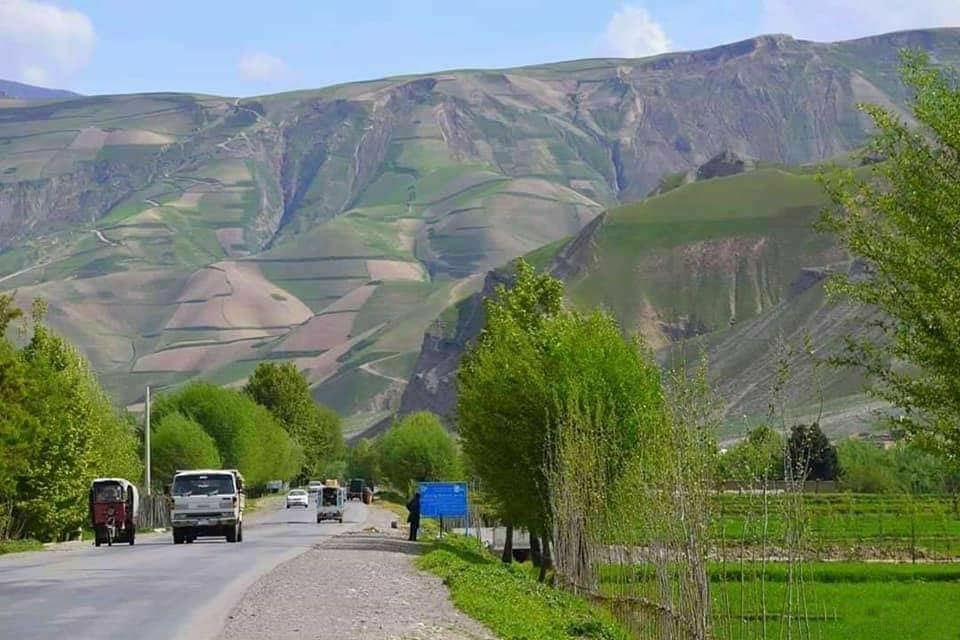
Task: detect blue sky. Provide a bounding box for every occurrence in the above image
[0,0,958,96]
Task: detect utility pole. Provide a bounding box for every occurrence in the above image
[145,386,151,495]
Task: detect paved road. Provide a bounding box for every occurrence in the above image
[0,501,370,640]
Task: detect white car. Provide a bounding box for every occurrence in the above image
[286,489,309,509]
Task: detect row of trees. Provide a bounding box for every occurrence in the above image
[151,362,345,490]
[0,294,345,540]
[720,422,959,493]
[0,296,142,541]
[719,423,840,482]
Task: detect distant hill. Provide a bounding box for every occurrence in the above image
[0,79,78,100]
[0,28,956,432]
[397,153,888,441]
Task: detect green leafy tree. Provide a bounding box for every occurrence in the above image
[892,442,960,494]
[719,425,785,482]
[0,295,34,503]
[347,437,381,487]
[458,260,562,532]
[12,302,141,540]
[787,423,840,481]
[379,412,460,492]
[244,362,344,481]
[151,412,222,487]
[458,259,664,539]
[153,382,301,488]
[836,438,899,493]
[819,50,960,460]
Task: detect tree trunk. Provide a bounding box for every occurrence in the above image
[538,536,552,582]
[501,522,514,564]
[530,533,542,567]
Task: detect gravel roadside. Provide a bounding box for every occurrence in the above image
[218,505,496,640]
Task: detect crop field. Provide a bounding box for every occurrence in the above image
[600,562,960,640]
[712,493,960,559]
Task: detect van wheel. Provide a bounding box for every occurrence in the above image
[95,536,102,547]
[173,530,184,544]
[226,523,238,543]
[128,525,136,546]
[237,522,243,542]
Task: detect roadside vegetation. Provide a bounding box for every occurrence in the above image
[149,362,345,492]
[426,52,960,638]
[151,382,302,489]
[0,296,142,542]
[0,538,44,555]
[377,411,461,492]
[417,535,629,640]
[0,293,346,543]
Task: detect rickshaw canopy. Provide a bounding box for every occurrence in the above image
[90,478,140,519]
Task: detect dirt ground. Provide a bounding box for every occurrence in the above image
[218,507,495,640]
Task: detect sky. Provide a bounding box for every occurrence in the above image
[0,0,958,97]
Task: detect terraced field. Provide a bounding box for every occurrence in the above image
[3,29,959,432]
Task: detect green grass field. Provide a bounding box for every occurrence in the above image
[601,562,960,640]
[713,493,960,558]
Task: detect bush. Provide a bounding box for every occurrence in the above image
[151,412,222,487]
[379,412,460,492]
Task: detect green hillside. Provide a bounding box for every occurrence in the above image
[401,159,886,439]
[566,167,840,347]
[2,28,957,432]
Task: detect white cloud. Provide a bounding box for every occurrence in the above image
[0,0,94,86]
[238,51,288,81]
[601,4,672,58]
[762,0,960,42]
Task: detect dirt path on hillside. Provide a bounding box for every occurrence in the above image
[217,506,495,640]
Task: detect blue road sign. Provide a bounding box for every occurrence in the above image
[418,482,468,518]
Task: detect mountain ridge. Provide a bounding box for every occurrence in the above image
[0,79,79,100]
[0,28,956,431]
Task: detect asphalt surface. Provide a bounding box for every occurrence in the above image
[0,500,370,640]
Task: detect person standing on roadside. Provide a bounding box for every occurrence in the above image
[406,491,421,541]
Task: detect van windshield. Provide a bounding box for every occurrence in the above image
[172,474,234,496]
[321,488,339,506]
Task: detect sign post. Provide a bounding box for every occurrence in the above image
[418,482,469,538]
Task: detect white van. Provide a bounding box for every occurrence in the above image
[170,469,245,544]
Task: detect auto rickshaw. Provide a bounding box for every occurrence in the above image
[316,484,344,523]
[89,478,139,547]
